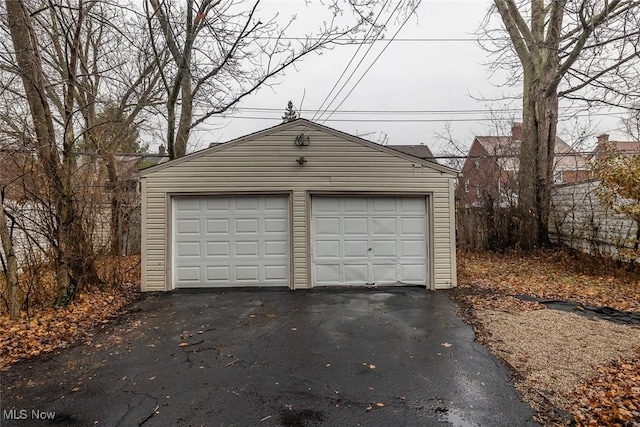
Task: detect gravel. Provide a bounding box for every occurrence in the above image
[475,308,640,409]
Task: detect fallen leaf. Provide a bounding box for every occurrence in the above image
[441,342,452,348]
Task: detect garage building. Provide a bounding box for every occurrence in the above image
[140,119,457,291]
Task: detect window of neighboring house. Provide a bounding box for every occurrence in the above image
[476,187,481,198]
[464,179,469,193]
[554,170,563,183]
[474,159,479,169]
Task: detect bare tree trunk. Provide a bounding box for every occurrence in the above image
[5,0,101,306]
[104,154,123,256]
[0,194,20,320]
[174,74,193,158]
[519,73,558,249]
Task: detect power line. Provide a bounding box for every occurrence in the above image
[237,106,610,115]
[312,0,396,122]
[320,1,431,126]
[222,110,630,122]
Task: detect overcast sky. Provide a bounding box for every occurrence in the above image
[185,0,629,156]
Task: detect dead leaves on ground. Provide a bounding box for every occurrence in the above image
[457,250,640,314]
[455,249,640,426]
[0,281,140,370]
[571,352,640,426]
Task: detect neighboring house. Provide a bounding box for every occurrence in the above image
[591,133,640,159]
[457,123,590,208]
[140,118,458,291]
[388,144,436,162]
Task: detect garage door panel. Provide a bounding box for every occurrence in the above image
[265,197,288,210]
[265,265,288,280]
[177,266,201,281]
[344,217,368,234]
[235,241,259,256]
[236,198,258,210]
[372,264,398,282]
[265,218,287,233]
[206,242,229,256]
[177,199,200,211]
[235,219,258,233]
[176,219,200,234]
[206,219,229,233]
[372,240,397,257]
[315,197,340,212]
[344,198,368,212]
[315,241,340,257]
[236,266,259,280]
[400,217,426,235]
[344,264,368,282]
[372,217,397,235]
[312,196,427,287]
[344,240,368,257]
[401,264,426,283]
[176,241,200,257]
[401,198,424,212]
[372,198,396,212]
[173,195,289,288]
[206,198,229,211]
[315,265,340,282]
[401,240,426,257]
[265,241,288,256]
[207,266,229,281]
[316,218,340,235]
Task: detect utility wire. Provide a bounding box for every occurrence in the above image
[224,110,629,122]
[319,0,424,126]
[312,0,393,122]
[236,105,611,115]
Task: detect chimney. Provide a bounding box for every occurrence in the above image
[511,122,523,140]
[596,133,609,145]
[159,144,166,155]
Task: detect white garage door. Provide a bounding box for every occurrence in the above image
[172,195,289,288]
[312,196,427,287]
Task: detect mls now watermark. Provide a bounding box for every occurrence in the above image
[3,409,56,421]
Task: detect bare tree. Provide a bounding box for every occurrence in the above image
[622,106,640,140]
[0,186,19,320]
[144,0,415,158]
[3,0,162,304]
[482,0,640,249]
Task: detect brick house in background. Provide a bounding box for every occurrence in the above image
[456,123,590,208]
[591,133,640,159]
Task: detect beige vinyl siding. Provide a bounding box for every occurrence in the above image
[141,122,457,291]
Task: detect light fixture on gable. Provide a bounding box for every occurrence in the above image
[294,133,310,147]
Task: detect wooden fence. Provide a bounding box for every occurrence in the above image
[457,180,639,259]
[550,180,638,260]
[456,207,519,251]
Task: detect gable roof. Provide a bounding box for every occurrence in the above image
[388,144,435,161]
[593,140,640,157]
[141,118,457,177]
[471,135,588,170]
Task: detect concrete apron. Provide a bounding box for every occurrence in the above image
[2,289,538,426]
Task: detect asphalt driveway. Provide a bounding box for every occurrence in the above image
[1,289,538,426]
